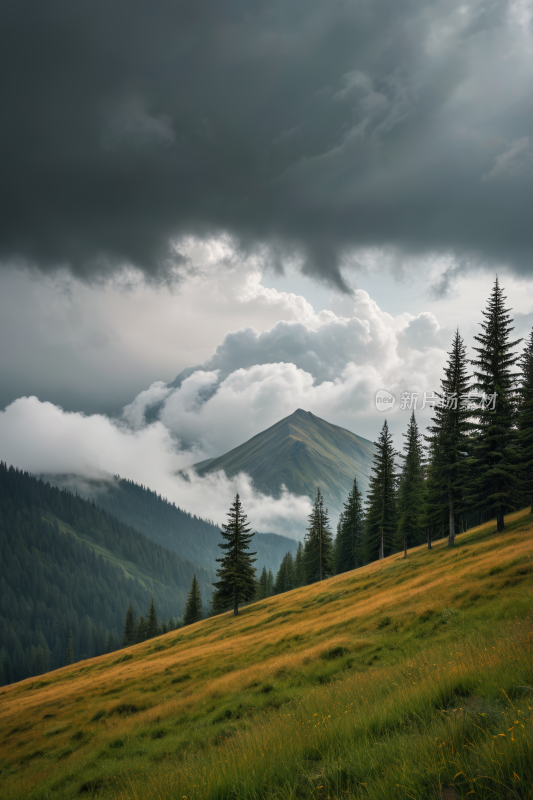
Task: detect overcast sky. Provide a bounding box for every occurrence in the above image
[1,0,532,533]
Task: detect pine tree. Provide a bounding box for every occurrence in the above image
[212,494,257,615]
[333,513,344,575]
[364,420,398,562]
[122,605,135,647]
[147,598,159,639]
[468,278,522,532]
[396,412,426,557]
[336,477,365,573]
[64,630,74,666]
[294,541,306,587]
[257,566,268,600]
[517,328,533,512]
[267,569,274,596]
[183,573,203,625]
[274,552,294,594]
[136,615,148,643]
[426,330,472,546]
[304,488,333,583]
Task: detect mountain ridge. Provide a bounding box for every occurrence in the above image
[64,477,299,571]
[194,408,376,516]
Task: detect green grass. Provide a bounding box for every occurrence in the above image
[0,510,532,799]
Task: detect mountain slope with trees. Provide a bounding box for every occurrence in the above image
[0,464,213,684]
[60,476,298,575]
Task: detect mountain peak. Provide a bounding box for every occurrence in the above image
[195,411,376,516]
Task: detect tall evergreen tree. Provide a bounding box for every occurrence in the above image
[517,328,533,512]
[294,541,306,587]
[333,512,344,575]
[335,477,365,573]
[64,630,74,666]
[304,488,333,583]
[364,420,398,561]
[267,569,274,596]
[274,552,295,594]
[257,566,268,600]
[136,615,148,643]
[468,278,522,532]
[426,330,472,546]
[147,598,159,638]
[183,573,203,625]
[122,605,135,647]
[396,412,426,557]
[212,494,257,615]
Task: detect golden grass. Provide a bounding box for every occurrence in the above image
[1,509,532,799]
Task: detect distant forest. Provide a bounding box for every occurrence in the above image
[81,477,297,575]
[0,464,213,685]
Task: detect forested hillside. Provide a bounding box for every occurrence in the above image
[0,463,213,685]
[76,476,298,572]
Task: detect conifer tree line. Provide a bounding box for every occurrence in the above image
[121,598,180,646]
[260,278,533,596]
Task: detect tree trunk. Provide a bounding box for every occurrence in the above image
[379,528,384,560]
[427,526,432,550]
[448,492,455,547]
[403,535,407,559]
[234,591,239,616]
[496,507,504,533]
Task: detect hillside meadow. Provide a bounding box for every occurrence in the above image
[1,511,532,800]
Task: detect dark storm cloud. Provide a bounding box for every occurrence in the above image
[1,0,532,286]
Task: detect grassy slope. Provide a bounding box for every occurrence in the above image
[196,409,376,512]
[0,510,532,800]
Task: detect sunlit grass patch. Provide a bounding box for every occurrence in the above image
[0,509,532,799]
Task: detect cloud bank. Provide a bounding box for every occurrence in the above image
[0,280,455,534]
[0,396,311,537]
[1,0,533,284]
